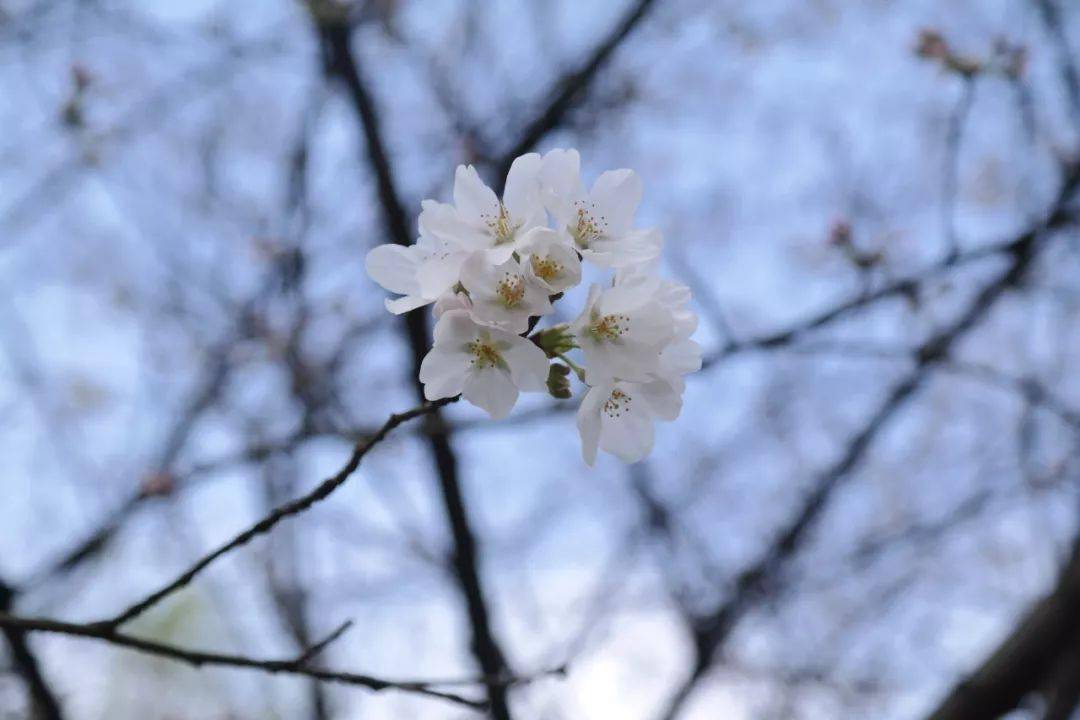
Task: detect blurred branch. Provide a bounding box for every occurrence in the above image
[491,0,660,187]
[315,17,518,719]
[0,581,64,720]
[704,161,1080,369]
[1034,0,1080,129]
[942,77,975,260]
[0,610,483,709]
[294,619,355,667]
[923,534,1080,720]
[101,397,456,630]
[656,161,1080,720]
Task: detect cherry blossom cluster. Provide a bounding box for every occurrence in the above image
[365,149,701,464]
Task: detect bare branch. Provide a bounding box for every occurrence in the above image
[102,397,456,630]
[0,611,483,709]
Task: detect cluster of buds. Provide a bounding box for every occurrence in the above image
[915,28,1026,80]
[365,149,701,464]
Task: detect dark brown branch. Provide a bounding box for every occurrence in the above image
[491,0,660,186]
[294,620,355,667]
[102,397,456,630]
[1034,0,1080,128]
[0,582,64,720]
[656,162,1080,720]
[316,18,517,720]
[924,536,1080,720]
[0,610,482,709]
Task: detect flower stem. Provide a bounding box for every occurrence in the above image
[556,352,587,383]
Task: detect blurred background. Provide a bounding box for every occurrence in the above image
[2,0,1080,718]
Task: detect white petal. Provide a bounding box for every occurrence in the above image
[539,148,583,223]
[601,409,654,463]
[463,368,518,419]
[502,334,550,392]
[599,385,654,463]
[502,153,544,226]
[459,251,498,299]
[419,347,469,400]
[365,244,420,295]
[660,338,702,378]
[453,165,500,223]
[417,251,466,298]
[569,284,603,338]
[433,291,472,318]
[638,379,682,421]
[385,295,428,314]
[586,228,662,268]
[590,169,642,236]
[625,301,674,347]
[433,309,479,345]
[420,200,491,251]
[517,226,563,255]
[576,384,608,466]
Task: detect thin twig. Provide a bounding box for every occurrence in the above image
[102,397,457,630]
[0,611,483,709]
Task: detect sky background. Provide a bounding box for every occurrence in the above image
[2,0,1080,718]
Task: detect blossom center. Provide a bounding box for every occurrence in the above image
[530,255,562,283]
[569,200,607,249]
[602,388,632,418]
[495,273,526,308]
[466,339,504,370]
[587,312,629,342]
[482,203,521,245]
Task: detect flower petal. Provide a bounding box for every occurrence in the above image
[463,367,518,419]
[365,244,420,295]
[453,164,500,223]
[539,148,583,223]
[638,379,682,421]
[433,309,480,345]
[590,169,642,236]
[419,347,469,400]
[576,384,608,466]
[502,334,550,392]
[385,295,428,314]
[502,153,544,227]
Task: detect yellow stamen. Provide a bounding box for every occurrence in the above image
[466,339,503,369]
[496,273,525,308]
[481,203,521,245]
[530,255,562,283]
[569,200,608,249]
[588,312,629,342]
[602,388,632,418]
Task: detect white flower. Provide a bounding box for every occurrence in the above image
[460,252,553,333]
[570,282,674,384]
[365,208,471,314]
[576,379,682,465]
[419,310,550,419]
[539,148,662,268]
[433,290,472,318]
[366,149,702,461]
[616,264,702,390]
[421,155,546,263]
[519,227,582,294]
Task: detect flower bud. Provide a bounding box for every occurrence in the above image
[547,363,573,399]
[531,324,577,358]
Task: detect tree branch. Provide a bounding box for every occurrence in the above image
[924,535,1080,720]
[0,581,64,720]
[316,18,517,719]
[656,162,1080,720]
[0,610,483,709]
[491,0,660,186]
[102,397,456,630]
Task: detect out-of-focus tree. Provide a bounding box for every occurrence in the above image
[2,1,1080,719]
